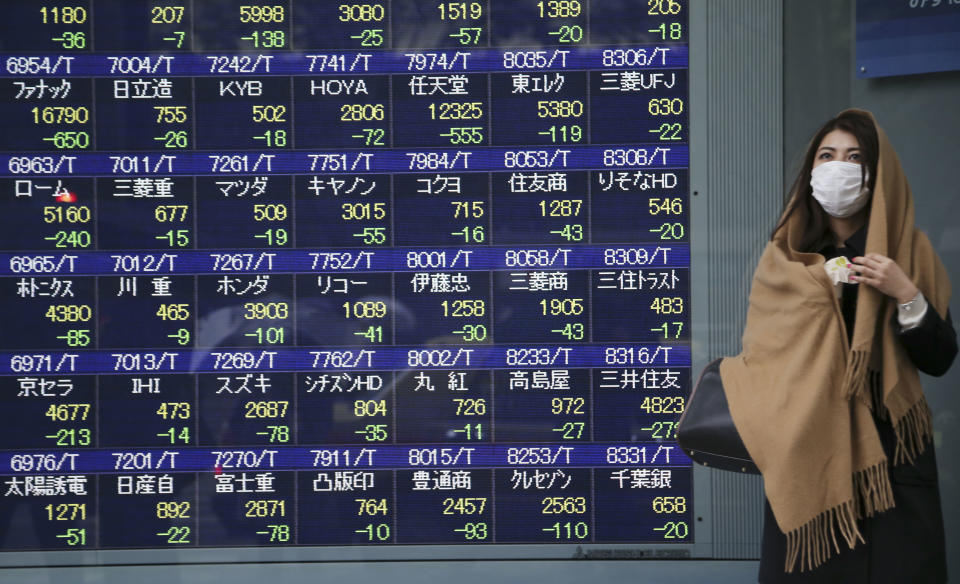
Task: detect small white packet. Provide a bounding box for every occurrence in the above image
[824,255,856,286]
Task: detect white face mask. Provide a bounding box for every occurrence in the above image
[809,161,871,218]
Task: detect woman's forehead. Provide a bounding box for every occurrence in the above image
[818,129,860,150]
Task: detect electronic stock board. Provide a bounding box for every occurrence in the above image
[0,0,690,562]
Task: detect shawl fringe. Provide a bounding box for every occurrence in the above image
[842,349,869,400]
[893,396,934,464]
[784,460,894,574]
[852,459,895,517]
[784,499,860,573]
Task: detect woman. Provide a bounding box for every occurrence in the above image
[719,109,957,583]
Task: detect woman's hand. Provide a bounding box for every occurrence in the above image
[849,254,919,303]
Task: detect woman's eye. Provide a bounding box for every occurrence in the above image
[818,152,831,159]
[849,153,861,161]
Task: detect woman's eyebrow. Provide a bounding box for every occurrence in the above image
[816,146,860,152]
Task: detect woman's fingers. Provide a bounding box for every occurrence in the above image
[847,254,918,302]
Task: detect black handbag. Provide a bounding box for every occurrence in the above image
[676,358,760,474]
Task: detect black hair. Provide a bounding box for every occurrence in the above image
[772,110,879,252]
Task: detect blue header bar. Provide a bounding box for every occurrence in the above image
[0,46,689,77]
[0,343,690,375]
[0,442,692,474]
[1,146,689,176]
[1,245,690,275]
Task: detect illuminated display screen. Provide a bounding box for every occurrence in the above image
[0,0,690,559]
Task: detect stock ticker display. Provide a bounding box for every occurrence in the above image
[0,0,690,555]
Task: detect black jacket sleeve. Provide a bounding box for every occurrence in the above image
[897,307,958,376]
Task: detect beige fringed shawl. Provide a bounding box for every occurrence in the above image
[719,110,951,573]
